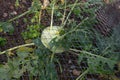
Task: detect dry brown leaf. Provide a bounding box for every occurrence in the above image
[61,0,64,4]
[110,75,120,80]
[25,39,33,44]
[103,0,110,4]
[8,51,15,56]
[42,0,50,9]
[3,13,8,17]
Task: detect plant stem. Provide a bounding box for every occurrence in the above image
[61,0,67,25]
[0,43,35,55]
[76,69,89,80]
[70,48,116,63]
[46,2,87,10]
[50,52,55,62]
[50,1,55,29]
[56,59,63,73]
[101,45,111,56]
[62,0,79,28]
[61,17,88,38]
[39,10,42,24]
[8,10,30,22]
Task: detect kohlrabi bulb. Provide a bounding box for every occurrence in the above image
[41,26,64,53]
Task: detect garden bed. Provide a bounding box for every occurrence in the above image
[0,0,120,80]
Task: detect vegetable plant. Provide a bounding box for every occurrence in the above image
[0,0,120,80]
[22,25,41,40]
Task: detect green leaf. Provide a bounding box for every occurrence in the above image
[0,27,3,32]
[16,52,30,59]
[21,25,41,39]
[78,53,84,63]
[0,22,14,34]
[16,47,34,53]
[0,64,10,80]
[0,37,7,46]
[29,0,41,12]
[80,51,116,74]
[73,7,81,17]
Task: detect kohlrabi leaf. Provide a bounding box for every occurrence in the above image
[0,22,14,34]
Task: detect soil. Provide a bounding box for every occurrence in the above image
[0,0,32,66]
[0,0,32,50]
[0,0,120,80]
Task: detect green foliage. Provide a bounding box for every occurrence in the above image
[15,0,20,7]
[21,25,42,40]
[95,26,120,53]
[34,38,58,80]
[56,0,118,75]
[78,51,116,74]
[0,22,14,34]
[94,25,120,61]
[77,10,120,75]
[0,50,39,80]
[0,0,119,80]
[22,0,43,40]
[29,0,41,13]
[0,37,7,46]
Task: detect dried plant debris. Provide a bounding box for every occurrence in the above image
[96,0,120,36]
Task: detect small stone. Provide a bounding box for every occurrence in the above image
[8,2,11,5]
[22,0,27,3]
[3,13,8,17]
[70,65,76,69]
[118,5,120,9]
[68,60,72,64]
[72,69,81,76]
[10,11,17,15]
[10,5,14,10]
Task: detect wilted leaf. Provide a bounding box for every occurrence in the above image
[16,52,30,59]
[17,47,34,53]
[8,51,15,56]
[25,39,33,43]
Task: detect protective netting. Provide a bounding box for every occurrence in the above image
[0,0,120,80]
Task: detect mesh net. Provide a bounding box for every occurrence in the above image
[0,0,120,80]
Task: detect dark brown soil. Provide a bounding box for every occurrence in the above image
[0,0,32,51]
